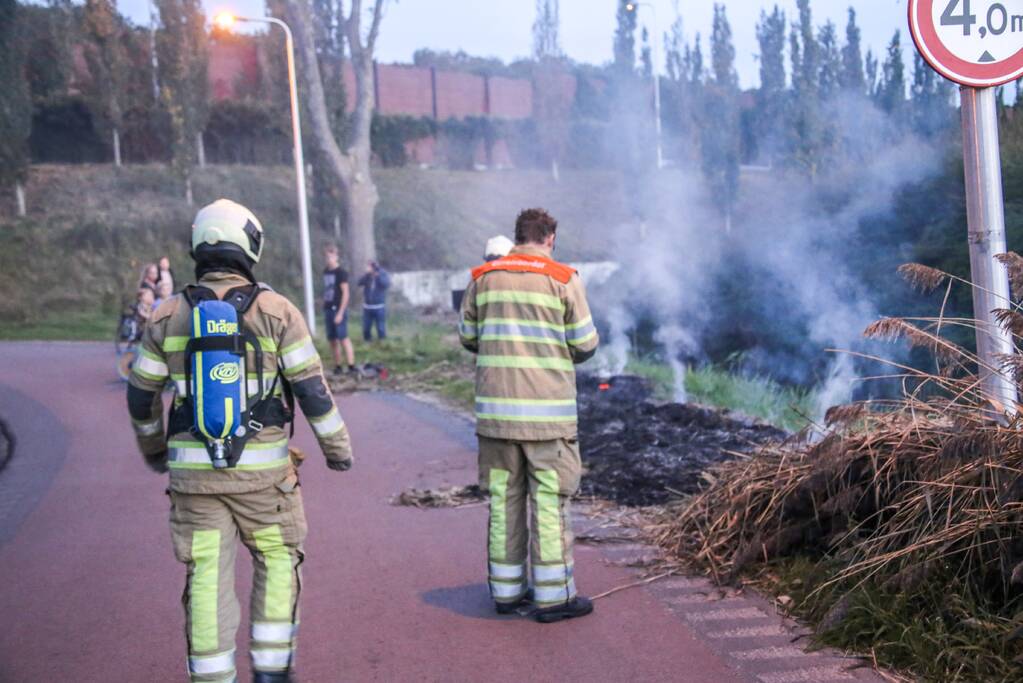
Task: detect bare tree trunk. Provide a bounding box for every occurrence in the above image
[551,159,560,182]
[196,132,206,168]
[113,128,122,167]
[185,175,193,206]
[15,181,26,217]
[281,0,379,272]
[333,213,342,242]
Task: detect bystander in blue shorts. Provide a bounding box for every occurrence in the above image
[324,306,349,341]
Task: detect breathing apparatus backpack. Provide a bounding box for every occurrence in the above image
[169,283,294,469]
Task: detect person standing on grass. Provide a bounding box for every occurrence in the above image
[323,244,356,376]
[358,260,391,341]
[458,208,599,623]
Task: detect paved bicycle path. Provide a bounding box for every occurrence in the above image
[0,342,883,682]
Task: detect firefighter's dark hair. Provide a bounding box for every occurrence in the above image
[514,208,558,245]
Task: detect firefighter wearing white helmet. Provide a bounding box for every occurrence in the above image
[126,198,353,683]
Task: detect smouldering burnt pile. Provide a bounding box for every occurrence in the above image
[577,375,786,506]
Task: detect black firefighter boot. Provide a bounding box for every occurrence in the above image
[253,671,294,683]
[534,596,594,624]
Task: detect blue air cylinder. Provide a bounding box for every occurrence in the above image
[191,300,245,468]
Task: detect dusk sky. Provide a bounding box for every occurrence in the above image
[114,0,911,90]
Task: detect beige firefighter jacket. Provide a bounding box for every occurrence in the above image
[128,272,352,494]
[459,245,599,441]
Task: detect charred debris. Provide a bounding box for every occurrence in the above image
[577,374,786,506]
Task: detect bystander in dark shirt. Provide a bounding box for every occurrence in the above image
[323,266,349,309]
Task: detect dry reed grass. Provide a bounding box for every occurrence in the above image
[649,257,1023,680]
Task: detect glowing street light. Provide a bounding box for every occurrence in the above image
[212,9,317,335]
[213,11,236,30]
[625,1,664,170]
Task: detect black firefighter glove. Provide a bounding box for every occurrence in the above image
[144,449,169,474]
[326,456,353,472]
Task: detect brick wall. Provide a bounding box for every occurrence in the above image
[374,64,433,116]
[205,48,586,168]
[490,76,533,119]
[433,70,487,119]
[207,47,576,123]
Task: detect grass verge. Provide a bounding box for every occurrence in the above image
[626,356,814,431]
[316,307,476,410]
[0,309,113,341]
[757,558,1022,681]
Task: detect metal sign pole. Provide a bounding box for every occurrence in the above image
[960,86,1018,414]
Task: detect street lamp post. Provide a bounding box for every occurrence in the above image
[214,12,317,335]
[626,2,663,170]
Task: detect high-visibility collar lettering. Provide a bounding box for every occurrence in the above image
[471,253,576,284]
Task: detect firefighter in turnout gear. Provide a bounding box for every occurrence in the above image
[126,199,353,683]
[459,208,599,623]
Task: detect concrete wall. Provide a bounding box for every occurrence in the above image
[391,261,620,309]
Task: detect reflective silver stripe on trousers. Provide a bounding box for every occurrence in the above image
[533,563,573,583]
[252,622,298,643]
[490,581,528,599]
[203,675,237,683]
[475,401,577,418]
[170,445,288,466]
[489,562,525,580]
[281,339,317,371]
[189,649,236,675]
[310,408,345,437]
[133,418,163,436]
[534,578,577,604]
[251,647,294,670]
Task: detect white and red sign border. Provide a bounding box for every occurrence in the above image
[909,0,1023,88]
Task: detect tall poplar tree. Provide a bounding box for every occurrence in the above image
[156,0,209,204]
[818,21,840,101]
[84,0,129,166]
[788,0,823,177]
[877,30,906,121]
[701,3,740,231]
[0,0,31,216]
[840,8,865,93]
[754,6,786,164]
[533,0,571,180]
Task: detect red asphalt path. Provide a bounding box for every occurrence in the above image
[0,342,819,682]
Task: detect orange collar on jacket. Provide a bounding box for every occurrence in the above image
[471,250,576,284]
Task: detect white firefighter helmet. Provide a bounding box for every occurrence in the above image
[191,199,264,264]
[484,235,514,261]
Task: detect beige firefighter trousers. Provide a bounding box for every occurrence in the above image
[477,436,582,607]
[169,472,307,683]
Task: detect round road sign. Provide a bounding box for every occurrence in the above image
[909,0,1023,87]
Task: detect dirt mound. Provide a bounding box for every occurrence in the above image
[577,375,786,506]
